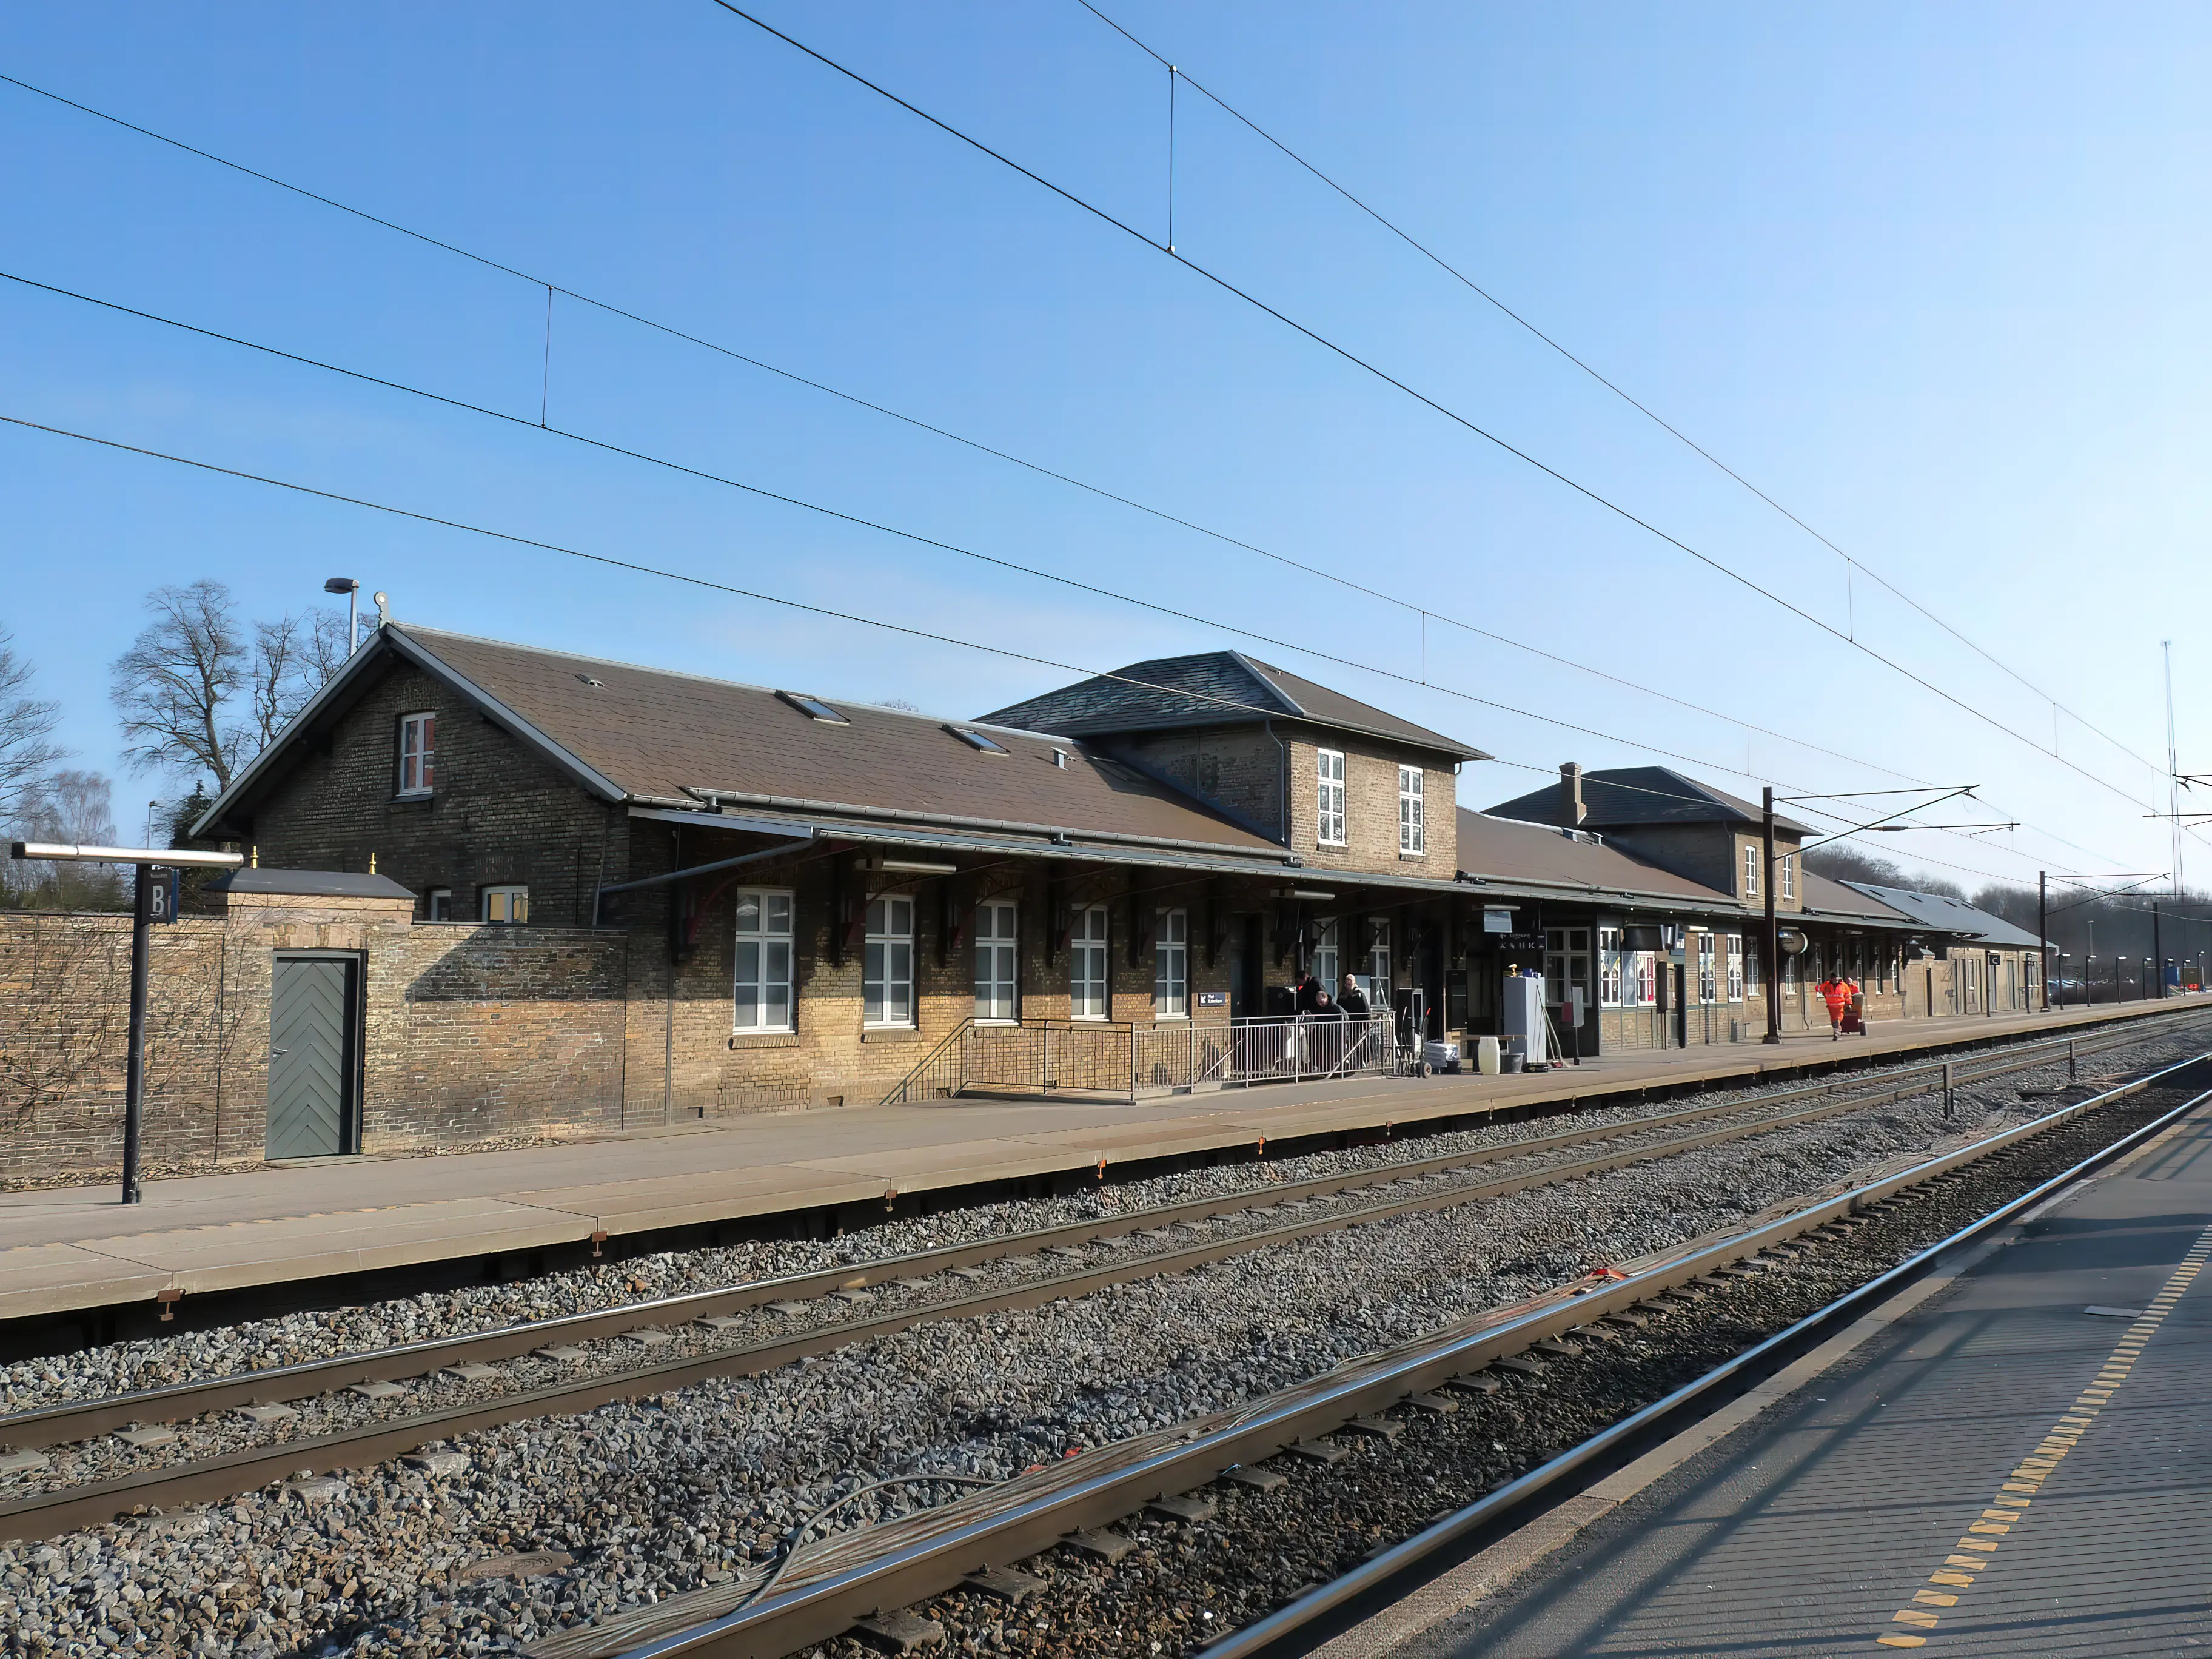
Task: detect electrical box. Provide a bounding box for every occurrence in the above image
[1502,973,1547,1065]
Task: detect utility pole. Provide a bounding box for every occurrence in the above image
[2154,902,2163,999]
[2165,640,2185,899]
[1762,786,1781,1044]
[2038,870,2049,1012]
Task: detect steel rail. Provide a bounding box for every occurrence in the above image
[1196,1066,2212,1658]
[0,1011,2196,1534]
[0,1010,2179,1460]
[0,1064,2068,1544]
[586,1053,2211,1659]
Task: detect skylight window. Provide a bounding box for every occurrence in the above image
[948,726,1008,754]
[776,691,849,724]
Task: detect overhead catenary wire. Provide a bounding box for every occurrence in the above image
[0,73,2131,879]
[0,73,1988,819]
[0,264,2117,887]
[0,409,2080,896]
[1068,0,2171,788]
[702,1,2167,823]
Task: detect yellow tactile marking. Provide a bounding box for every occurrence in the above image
[1872,1221,2212,1646]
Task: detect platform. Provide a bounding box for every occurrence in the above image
[1373,1058,2212,1657]
[0,998,2199,1324]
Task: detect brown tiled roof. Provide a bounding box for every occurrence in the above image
[1487,766,1814,836]
[1455,811,1735,905]
[977,651,1487,760]
[394,628,1285,854]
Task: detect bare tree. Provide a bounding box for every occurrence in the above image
[110,580,246,791]
[0,623,65,823]
[247,608,353,749]
[5,770,126,909]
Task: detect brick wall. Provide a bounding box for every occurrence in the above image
[239,659,628,928]
[1107,726,1287,842]
[0,889,627,1183]
[619,830,1238,1121]
[1287,736,1459,877]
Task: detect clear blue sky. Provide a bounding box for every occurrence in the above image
[4,2,2208,891]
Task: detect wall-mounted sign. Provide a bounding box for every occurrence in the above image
[1483,907,1515,933]
[1196,990,1227,1007]
[146,867,180,925]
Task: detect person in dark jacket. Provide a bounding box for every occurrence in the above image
[1337,973,1370,1016]
[1294,972,1322,1016]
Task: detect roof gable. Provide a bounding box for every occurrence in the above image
[199,625,1290,857]
[976,651,1487,760]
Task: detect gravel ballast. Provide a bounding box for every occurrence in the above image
[0,1031,2199,1658]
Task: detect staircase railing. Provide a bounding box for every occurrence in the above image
[883,1013,1399,1106]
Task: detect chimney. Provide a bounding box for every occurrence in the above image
[1560,762,1586,826]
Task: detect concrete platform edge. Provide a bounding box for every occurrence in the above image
[1301,1096,2210,1659]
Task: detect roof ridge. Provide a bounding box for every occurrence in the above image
[398,624,1063,739]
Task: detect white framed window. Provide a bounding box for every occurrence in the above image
[1697,932,1717,1002]
[1310,916,1340,988]
[1598,926,1623,1007]
[1635,951,1657,1007]
[863,895,915,1027]
[1316,749,1346,847]
[1544,927,1590,1003]
[425,887,452,922]
[1398,765,1424,855]
[1069,903,1109,1021]
[974,899,1019,1022]
[481,884,528,925]
[1155,908,1188,1017]
[1742,843,1759,897]
[1726,933,1744,1002]
[1746,936,1762,991]
[397,711,436,796]
[734,888,795,1032]
[1780,852,1796,902]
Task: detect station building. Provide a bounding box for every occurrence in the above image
[170,622,2046,1150]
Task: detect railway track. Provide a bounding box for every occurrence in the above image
[0,1013,2200,1549]
[563,1053,2212,1659]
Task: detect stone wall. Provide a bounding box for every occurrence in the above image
[0,890,627,1184]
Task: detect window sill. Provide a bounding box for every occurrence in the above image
[1154,1012,1189,1022]
[1399,851,1427,860]
[729,1029,799,1047]
[974,1017,1020,1027]
[390,792,435,806]
[861,1026,921,1041]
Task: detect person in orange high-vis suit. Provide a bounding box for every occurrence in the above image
[1815,973,1860,1039]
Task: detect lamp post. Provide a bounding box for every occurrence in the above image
[323,576,360,654]
[7,839,243,1202]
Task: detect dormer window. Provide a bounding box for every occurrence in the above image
[397,712,435,796]
[776,691,848,724]
[948,726,1008,755]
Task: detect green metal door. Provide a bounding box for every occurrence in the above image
[267,955,358,1159]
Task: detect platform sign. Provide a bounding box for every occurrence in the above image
[145,866,181,924]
